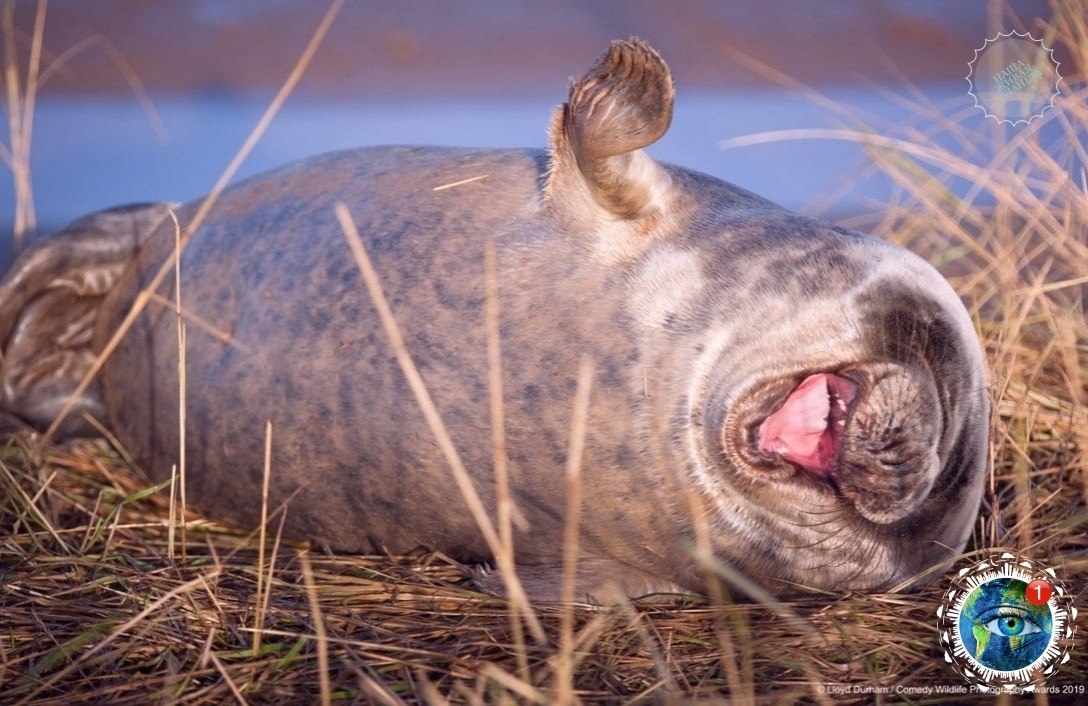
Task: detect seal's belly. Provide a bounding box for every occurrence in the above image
[99,146,670,568]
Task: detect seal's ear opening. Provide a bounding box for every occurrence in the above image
[547,38,675,226]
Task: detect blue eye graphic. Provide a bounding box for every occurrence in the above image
[957,578,1053,671]
[938,556,1076,693]
[983,610,1042,637]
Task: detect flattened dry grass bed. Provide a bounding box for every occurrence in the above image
[0,382,1085,705]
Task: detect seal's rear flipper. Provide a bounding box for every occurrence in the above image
[546,38,676,256]
[0,203,177,437]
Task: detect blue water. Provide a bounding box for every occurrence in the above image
[1,84,975,271]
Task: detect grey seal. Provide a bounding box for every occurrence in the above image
[0,39,989,601]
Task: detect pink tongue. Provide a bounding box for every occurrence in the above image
[758,373,839,473]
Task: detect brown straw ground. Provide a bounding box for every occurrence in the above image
[1,368,1085,706]
[2,2,1087,704]
[2,410,1081,706]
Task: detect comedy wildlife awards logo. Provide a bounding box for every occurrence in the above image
[967,31,1061,125]
[937,553,1077,693]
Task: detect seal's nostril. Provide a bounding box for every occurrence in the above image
[834,365,947,524]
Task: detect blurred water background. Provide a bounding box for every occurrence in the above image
[0,0,1060,272]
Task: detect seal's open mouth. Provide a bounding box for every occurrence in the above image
[757,373,858,474]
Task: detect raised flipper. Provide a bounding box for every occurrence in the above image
[0,203,176,437]
[545,38,677,261]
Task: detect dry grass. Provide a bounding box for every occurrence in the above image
[2,1,1087,704]
[1,427,1083,704]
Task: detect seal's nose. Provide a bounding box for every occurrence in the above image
[835,364,943,524]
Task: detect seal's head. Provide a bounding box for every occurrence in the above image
[693,240,990,592]
[546,39,990,594]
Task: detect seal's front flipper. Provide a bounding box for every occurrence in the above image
[546,37,676,255]
[475,558,688,604]
[0,203,176,437]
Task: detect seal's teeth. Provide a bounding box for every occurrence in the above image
[837,419,846,426]
[835,397,847,412]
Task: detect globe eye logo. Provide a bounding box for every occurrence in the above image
[958,577,1051,670]
[938,554,1076,692]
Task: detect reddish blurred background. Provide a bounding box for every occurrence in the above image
[26,0,1056,98]
[0,0,1065,271]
